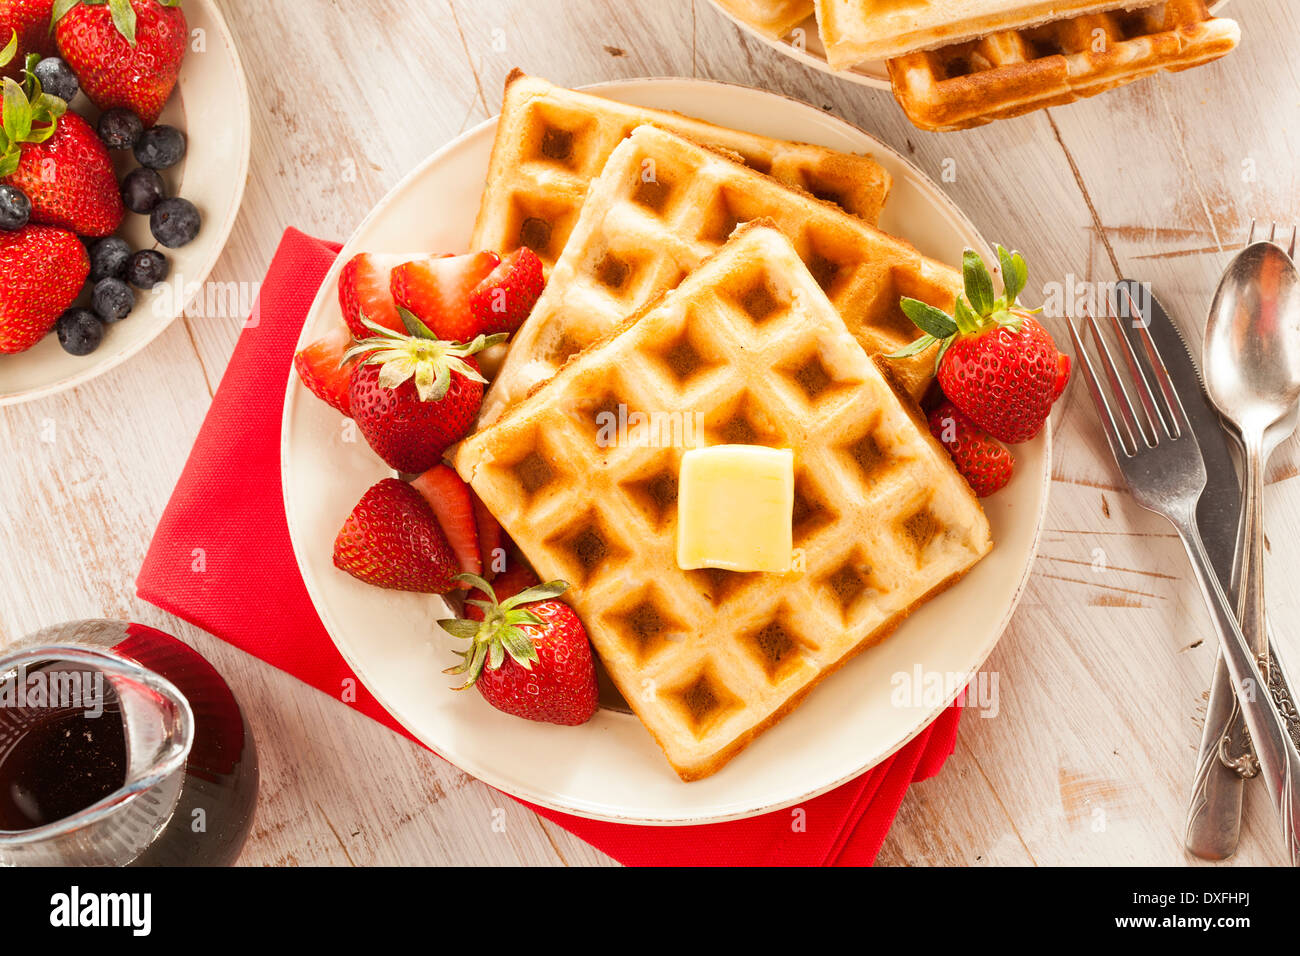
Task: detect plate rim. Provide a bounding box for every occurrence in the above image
[280,74,1052,825]
[0,0,253,407]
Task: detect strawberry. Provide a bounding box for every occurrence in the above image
[467,246,544,336]
[390,250,499,342]
[927,400,1015,497]
[1,3,57,80]
[0,71,124,235]
[345,312,505,474]
[333,477,460,593]
[472,495,504,577]
[293,322,354,416]
[891,245,1069,444]
[411,464,480,581]
[337,251,416,339]
[440,574,597,726]
[466,557,538,622]
[0,223,87,352]
[54,0,186,127]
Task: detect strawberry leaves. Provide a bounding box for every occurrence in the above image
[889,243,1033,368]
[438,573,571,687]
[343,314,504,403]
[0,65,67,177]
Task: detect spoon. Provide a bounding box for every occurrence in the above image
[1194,238,1300,854]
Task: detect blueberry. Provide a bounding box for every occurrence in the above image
[0,185,31,231]
[91,277,134,323]
[150,197,200,248]
[97,108,143,150]
[56,309,104,355]
[33,57,78,103]
[127,249,169,289]
[120,167,166,214]
[133,125,186,169]
[88,236,132,282]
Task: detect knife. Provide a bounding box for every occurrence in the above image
[1114,280,1300,860]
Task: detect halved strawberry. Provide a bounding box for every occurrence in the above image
[390,251,498,342]
[293,323,354,416]
[472,495,504,578]
[333,478,460,593]
[468,247,545,336]
[338,252,419,338]
[411,464,481,582]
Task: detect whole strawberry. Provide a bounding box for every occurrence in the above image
[1,2,58,80]
[440,574,597,726]
[0,71,124,235]
[893,246,1069,444]
[333,477,460,593]
[345,311,504,474]
[927,400,1014,497]
[0,223,88,352]
[55,0,186,127]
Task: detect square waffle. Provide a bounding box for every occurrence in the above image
[455,223,993,780]
[886,0,1239,131]
[471,71,892,270]
[713,0,814,38]
[814,0,1164,68]
[471,123,961,430]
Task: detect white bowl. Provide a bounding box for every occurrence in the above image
[0,0,250,405]
[281,77,1051,825]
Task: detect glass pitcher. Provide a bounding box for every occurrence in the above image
[0,620,258,867]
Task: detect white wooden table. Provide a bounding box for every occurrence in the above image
[1,0,1296,866]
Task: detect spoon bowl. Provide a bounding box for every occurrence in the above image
[1203,242,1300,437]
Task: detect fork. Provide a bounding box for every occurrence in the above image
[1069,297,1300,866]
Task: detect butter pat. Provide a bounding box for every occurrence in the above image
[676,445,794,573]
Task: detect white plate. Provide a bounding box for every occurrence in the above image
[0,0,250,406]
[706,0,1232,92]
[281,78,1051,825]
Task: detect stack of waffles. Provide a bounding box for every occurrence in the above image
[455,73,990,780]
[714,0,1240,130]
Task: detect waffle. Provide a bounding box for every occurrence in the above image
[472,123,961,430]
[887,1,1239,131]
[815,0,1165,68]
[714,0,814,38]
[455,223,993,780]
[471,72,892,270]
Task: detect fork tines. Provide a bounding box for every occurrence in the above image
[1247,220,1299,259]
[1068,290,1190,459]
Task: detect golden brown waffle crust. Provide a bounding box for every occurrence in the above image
[713,0,815,38]
[816,0,1168,68]
[472,122,960,432]
[457,222,992,782]
[469,70,893,271]
[886,1,1239,131]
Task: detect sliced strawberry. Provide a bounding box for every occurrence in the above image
[390,251,499,342]
[468,247,545,336]
[472,495,504,578]
[466,558,541,622]
[293,323,354,416]
[1051,351,1071,401]
[333,478,460,593]
[411,464,481,582]
[338,252,417,338]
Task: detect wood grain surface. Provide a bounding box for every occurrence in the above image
[1,0,1296,866]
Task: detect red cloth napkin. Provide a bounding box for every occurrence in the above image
[137,227,964,866]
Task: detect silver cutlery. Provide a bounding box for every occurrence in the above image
[1185,224,1300,859]
[1069,296,1300,866]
